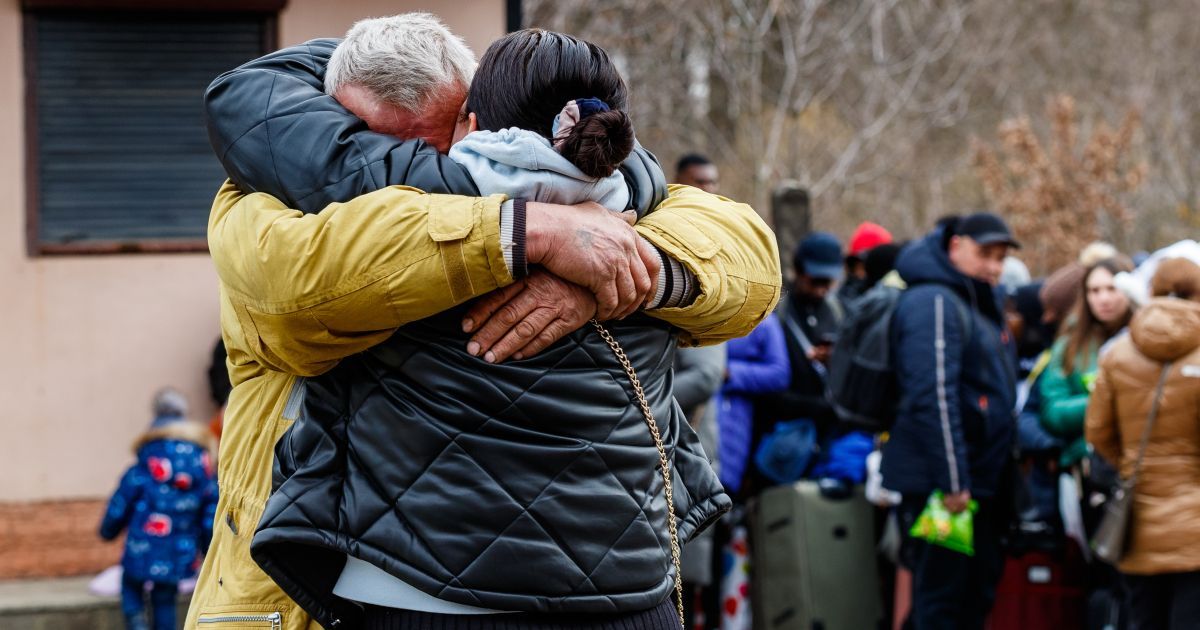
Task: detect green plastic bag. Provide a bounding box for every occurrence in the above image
[909,490,978,556]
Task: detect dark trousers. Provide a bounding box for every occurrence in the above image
[1124,570,1200,630]
[119,573,178,630]
[898,496,1005,630]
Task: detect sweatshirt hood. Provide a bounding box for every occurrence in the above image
[896,227,1005,324]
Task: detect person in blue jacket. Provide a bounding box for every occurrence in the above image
[717,313,791,495]
[881,213,1019,630]
[100,389,218,630]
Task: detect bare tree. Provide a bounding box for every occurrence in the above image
[524,0,1200,257]
[974,95,1146,274]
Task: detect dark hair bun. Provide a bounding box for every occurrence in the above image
[558,110,634,179]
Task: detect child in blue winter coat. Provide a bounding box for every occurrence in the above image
[100,388,218,630]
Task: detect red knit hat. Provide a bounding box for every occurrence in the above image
[847,222,893,257]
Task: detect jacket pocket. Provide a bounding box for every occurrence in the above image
[665,216,721,261]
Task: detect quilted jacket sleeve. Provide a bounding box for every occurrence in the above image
[672,416,732,543]
[893,287,972,494]
[208,182,514,377]
[206,42,773,352]
[204,39,480,212]
[637,186,782,347]
[204,39,669,214]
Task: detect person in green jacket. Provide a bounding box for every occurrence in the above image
[1040,257,1134,466]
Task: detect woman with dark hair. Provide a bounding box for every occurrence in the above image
[1040,257,1135,467]
[250,29,731,630]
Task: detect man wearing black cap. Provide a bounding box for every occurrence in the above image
[753,232,847,484]
[882,212,1020,630]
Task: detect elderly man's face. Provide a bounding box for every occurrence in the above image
[335,82,468,154]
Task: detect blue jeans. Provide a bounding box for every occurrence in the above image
[120,573,178,630]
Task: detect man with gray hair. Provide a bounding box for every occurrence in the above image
[190,13,781,629]
[325,14,476,153]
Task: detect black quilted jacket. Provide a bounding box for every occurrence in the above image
[205,40,729,628]
[257,309,729,626]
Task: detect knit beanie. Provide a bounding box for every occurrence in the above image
[1001,256,1032,293]
[1079,242,1118,267]
[864,243,901,286]
[151,387,189,425]
[1013,282,1045,327]
[847,222,893,258]
[1039,262,1085,324]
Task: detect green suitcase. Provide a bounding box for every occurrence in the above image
[750,481,883,630]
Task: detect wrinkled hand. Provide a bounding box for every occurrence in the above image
[943,490,972,514]
[525,201,660,320]
[462,269,597,363]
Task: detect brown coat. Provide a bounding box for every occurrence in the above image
[1086,298,1200,575]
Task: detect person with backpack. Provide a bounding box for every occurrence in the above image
[839,222,895,305]
[756,233,846,434]
[880,213,1019,630]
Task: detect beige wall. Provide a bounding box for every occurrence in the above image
[0,0,505,502]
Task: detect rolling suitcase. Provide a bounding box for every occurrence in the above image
[986,545,1086,630]
[750,481,883,630]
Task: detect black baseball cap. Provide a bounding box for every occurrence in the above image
[955,212,1021,249]
[793,232,844,279]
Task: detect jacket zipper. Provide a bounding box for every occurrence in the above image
[282,377,307,421]
[197,611,282,629]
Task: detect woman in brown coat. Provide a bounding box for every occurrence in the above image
[1085,258,1200,630]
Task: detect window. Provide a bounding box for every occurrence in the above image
[24,2,281,254]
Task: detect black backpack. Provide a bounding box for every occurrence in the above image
[826,284,970,432]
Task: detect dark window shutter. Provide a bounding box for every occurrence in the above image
[31,12,268,248]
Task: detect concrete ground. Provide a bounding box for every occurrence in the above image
[0,576,189,630]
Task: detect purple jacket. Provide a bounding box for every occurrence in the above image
[717,314,791,491]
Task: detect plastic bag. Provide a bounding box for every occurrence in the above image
[909,490,978,556]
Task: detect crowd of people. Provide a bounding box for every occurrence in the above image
[90,12,1200,630]
[675,150,1200,630]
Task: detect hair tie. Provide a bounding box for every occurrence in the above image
[552,98,611,148]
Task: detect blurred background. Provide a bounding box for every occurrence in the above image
[3,0,1199,627]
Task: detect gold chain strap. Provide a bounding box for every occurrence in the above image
[590,320,685,629]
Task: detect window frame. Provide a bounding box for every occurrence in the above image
[22,0,284,256]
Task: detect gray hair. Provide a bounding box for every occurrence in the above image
[325,13,476,112]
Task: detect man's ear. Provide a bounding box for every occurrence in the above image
[468,112,478,133]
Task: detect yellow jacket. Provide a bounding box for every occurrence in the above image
[186,182,779,629]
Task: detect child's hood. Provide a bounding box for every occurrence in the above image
[133,418,216,462]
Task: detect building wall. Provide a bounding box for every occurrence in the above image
[0,0,502,523]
